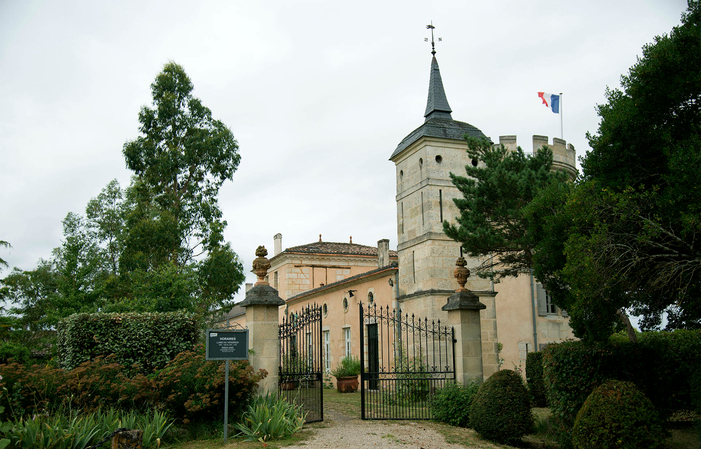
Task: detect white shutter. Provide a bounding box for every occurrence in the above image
[537,283,548,316]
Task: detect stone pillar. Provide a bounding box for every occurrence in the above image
[239,246,285,393]
[442,256,486,384]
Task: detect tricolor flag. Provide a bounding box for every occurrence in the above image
[538,92,560,114]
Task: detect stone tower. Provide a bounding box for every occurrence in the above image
[389,53,494,322]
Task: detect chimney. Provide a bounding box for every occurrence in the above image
[245,282,253,293]
[378,239,390,268]
[274,233,282,256]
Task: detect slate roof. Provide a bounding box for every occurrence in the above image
[287,262,398,302]
[280,241,398,258]
[390,55,488,160]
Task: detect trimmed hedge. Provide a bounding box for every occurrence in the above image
[470,370,533,444]
[57,311,198,374]
[572,380,665,449]
[526,351,547,407]
[543,330,701,447]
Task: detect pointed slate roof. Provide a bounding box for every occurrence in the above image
[424,56,453,120]
[390,55,488,160]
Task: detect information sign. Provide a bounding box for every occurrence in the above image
[205,329,249,360]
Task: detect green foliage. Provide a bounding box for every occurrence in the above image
[234,393,306,443]
[572,380,665,449]
[562,0,701,334]
[543,331,701,447]
[330,356,361,378]
[153,344,266,424]
[0,408,172,449]
[0,241,11,271]
[429,381,480,427]
[526,351,547,407]
[444,136,570,280]
[0,343,31,365]
[469,370,533,444]
[56,311,198,374]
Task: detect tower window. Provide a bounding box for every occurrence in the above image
[435,155,442,163]
[471,158,478,167]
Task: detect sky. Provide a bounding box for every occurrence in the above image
[0,0,689,301]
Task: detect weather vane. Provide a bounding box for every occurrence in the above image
[424,21,442,55]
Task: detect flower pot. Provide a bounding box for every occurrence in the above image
[336,376,359,393]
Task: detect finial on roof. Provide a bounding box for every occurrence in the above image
[423,22,452,122]
[319,234,322,242]
[424,21,442,56]
[350,236,353,244]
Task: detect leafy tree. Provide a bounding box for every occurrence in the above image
[122,62,241,268]
[565,0,701,334]
[443,136,570,280]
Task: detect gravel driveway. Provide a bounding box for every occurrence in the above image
[283,406,501,449]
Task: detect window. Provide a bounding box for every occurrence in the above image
[344,327,351,357]
[273,271,278,289]
[323,303,328,317]
[537,283,557,316]
[324,331,330,372]
[367,292,374,306]
[343,297,349,313]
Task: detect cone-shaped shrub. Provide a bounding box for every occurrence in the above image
[572,379,665,449]
[469,369,533,444]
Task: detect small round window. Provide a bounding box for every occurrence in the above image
[323,303,328,317]
[343,297,349,313]
[435,155,443,163]
[471,158,479,167]
[367,292,374,306]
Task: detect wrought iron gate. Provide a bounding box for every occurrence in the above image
[279,304,323,422]
[360,303,455,420]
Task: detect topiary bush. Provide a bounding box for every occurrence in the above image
[469,369,533,444]
[572,379,665,449]
[429,381,480,427]
[526,351,547,407]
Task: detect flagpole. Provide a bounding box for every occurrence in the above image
[560,92,564,139]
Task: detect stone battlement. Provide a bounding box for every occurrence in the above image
[498,135,577,179]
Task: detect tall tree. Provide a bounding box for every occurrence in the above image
[122,62,241,268]
[443,137,570,280]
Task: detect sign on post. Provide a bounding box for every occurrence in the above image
[206,329,249,361]
[205,328,249,443]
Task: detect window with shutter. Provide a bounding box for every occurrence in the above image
[537,283,548,316]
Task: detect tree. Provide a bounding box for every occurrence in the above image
[566,0,701,334]
[443,136,570,280]
[122,62,241,268]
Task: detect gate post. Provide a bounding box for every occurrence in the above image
[442,255,487,384]
[239,246,285,392]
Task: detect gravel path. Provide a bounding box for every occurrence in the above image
[283,407,491,449]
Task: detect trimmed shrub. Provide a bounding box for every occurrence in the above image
[526,351,547,407]
[572,380,665,449]
[469,370,533,444]
[543,330,701,448]
[429,381,480,427]
[57,311,198,374]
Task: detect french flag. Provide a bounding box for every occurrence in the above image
[538,92,560,114]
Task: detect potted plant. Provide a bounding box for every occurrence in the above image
[331,356,361,393]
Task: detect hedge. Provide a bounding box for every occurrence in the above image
[543,330,701,447]
[57,311,198,374]
[526,351,547,407]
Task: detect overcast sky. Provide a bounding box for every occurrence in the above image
[0,0,688,301]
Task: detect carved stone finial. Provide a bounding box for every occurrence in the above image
[252,245,271,285]
[454,256,470,292]
[319,234,322,242]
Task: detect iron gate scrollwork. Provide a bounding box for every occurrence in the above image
[279,304,323,423]
[360,303,455,420]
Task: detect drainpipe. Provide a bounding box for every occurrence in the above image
[529,269,538,351]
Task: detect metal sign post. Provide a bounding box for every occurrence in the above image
[206,329,249,443]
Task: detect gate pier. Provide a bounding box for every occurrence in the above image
[441,255,486,384]
[240,246,285,392]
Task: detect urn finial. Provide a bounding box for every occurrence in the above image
[453,256,470,292]
[252,245,271,285]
